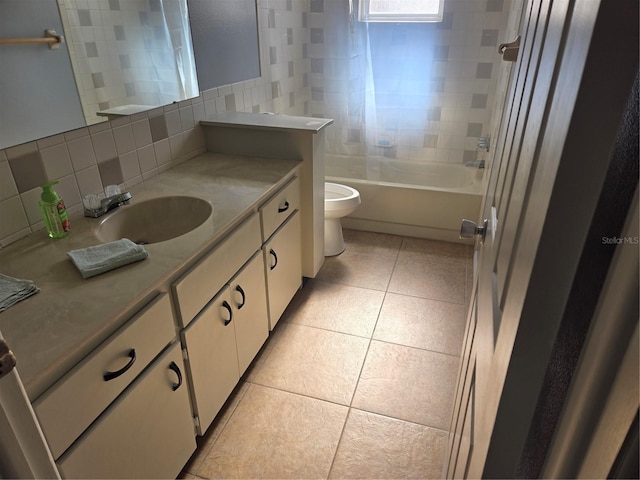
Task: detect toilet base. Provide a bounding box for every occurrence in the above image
[324,218,346,256]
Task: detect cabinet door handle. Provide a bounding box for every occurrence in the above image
[235,284,246,309]
[269,248,278,270]
[278,201,290,213]
[169,361,183,391]
[222,300,233,326]
[103,349,136,381]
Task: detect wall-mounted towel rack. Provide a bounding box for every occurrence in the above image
[0,29,64,50]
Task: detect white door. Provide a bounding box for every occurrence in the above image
[445,0,638,477]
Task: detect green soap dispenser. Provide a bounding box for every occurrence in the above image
[40,181,70,238]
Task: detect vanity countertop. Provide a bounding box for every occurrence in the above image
[201,111,334,133]
[0,152,300,402]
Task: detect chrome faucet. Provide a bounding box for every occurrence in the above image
[477,136,490,152]
[84,192,132,218]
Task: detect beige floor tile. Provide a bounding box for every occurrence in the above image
[388,255,466,304]
[401,237,469,259]
[284,278,385,338]
[329,409,448,479]
[315,229,401,291]
[316,251,397,291]
[352,341,459,430]
[252,323,370,405]
[373,293,466,356]
[342,229,404,256]
[182,382,251,475]
[197,384,348,479]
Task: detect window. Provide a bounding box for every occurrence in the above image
[358,0,444,23]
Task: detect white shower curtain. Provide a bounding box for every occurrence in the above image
[321,0,439,181]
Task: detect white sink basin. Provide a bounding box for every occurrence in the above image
[95,196,213,244]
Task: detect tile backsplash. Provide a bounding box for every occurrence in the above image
[0,0,311,248]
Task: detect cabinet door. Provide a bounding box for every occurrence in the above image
[34,293,176,460]
[57,342,195,480]
[263,211,302,330]
[230,252,269,375]
[181,286,240,435]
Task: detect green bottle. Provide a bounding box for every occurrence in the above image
[39,181,70,238]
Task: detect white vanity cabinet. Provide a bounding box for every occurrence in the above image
[32,293,196,479]
[33,294,178,460]
[259,177,302,330]
[181,285,240,436]
[56,342,195,479]
[173,213,269,435]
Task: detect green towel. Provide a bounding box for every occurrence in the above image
[67,239,148,279]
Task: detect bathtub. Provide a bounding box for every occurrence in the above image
[325,156,484,243]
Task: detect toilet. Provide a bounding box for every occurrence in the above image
[324,182,361,256]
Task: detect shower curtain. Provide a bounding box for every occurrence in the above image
[321,0,440,182]
[317,0,519,189]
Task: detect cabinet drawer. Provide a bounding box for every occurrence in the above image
[34,293,175,460]
[57,342,196,479]
[173,213,261,327]
[259,176,300,242]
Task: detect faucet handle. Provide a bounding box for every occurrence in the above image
[477,136,490,152]
[83,194,101,211]
[104,185,121,197]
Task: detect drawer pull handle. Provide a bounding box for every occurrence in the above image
[169,361,183,391]
[269,249,278,270]
[103,349,136,382]
[278,201,290,213]
[222,300,233,326]
[235,285,246,309]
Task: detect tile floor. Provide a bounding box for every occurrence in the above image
[181,230,473,479]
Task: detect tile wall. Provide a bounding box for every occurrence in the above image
[0,0,311,248]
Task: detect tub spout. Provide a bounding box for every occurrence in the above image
[465,160,485,169]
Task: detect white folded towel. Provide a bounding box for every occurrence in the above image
[67,239,148,279]
[0,274,39,312]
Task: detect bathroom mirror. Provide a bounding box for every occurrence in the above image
[0,0,262,151]
[187,0,261,91]
[0,0,199,149]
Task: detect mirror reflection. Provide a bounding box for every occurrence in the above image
[58,0,199,125]
[0,0,199,149]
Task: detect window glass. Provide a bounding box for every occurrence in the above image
[359,0,444,22]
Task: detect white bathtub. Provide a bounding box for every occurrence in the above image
[325,156,484,243]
